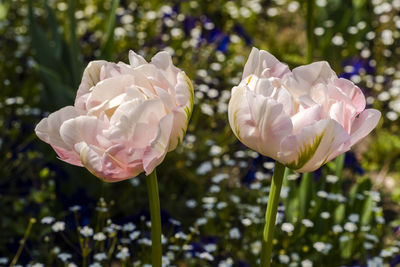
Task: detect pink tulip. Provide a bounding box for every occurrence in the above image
[35,51,194,182]
[228,47,381,172]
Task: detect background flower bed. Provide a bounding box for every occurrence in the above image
[1,0,400,266]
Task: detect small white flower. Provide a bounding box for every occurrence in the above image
[31,263,44,267]
[216,202,228,209]
[326,175,339,183]
[52,221,65,232]
[196,217,207,226]
[229,228,241,239]
[209,185,220,193]
[364,242,374,250]
[198,252,214,261]
[93,252,107,261]
[301,259,313,267]
[93,232,106,241]
[241,218,252,226]
[281,222,294,233]
[89,263,102,267]
[183,244,193,251]
[348,214,360,223]
[332,225,343,233]
[69,205,81,212]
[122,222,136,232]
[169,218,181,226]
[116,247,130,260]
[204,243,217,253]
[138,237,152,246]
[41,216,55,224]
[344,222,358,232]
[302,219,314,228]
[367,257,383,267]
[0,258,8,264]
[175,231,188,240]
[58,253,72,262]
[380,248,393,257]
[365,234,379,243]
[313,242,326,252]
[218,257,234,267]
[251,241,262,255]
[185,199,197,208]
[162,256,171,267]
[317,191,328,198]
[320,212,330,219]
[67,263,77,267]
[80,226,94,237]
[279,254,290,264]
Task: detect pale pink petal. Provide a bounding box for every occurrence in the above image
[332,78,366,113]
[280,119,350,172]
[75,61,108,101]
[77,143,105,179]
[86,75,135,110]
[284,61,337,97]
[35,106,79,149]
[151,51,180,85]
[242,47,290,80]
[276,87,295,116]
[168,109,189,151]
[228,86,293,159]
[59,116,106,152]
[349,109,381,146]
[175,72,194,108]
[143,114,174,174]
[51,145,83,166]
[129,50,147,68]
[106,99,166,144]
[291,104,322,134]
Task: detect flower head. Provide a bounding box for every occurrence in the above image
[228,47,381,172]
[35,51,194,181]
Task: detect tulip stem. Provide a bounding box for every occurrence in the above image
[146,169,162,267]
[260,161,287,267]
[306,0,314,64]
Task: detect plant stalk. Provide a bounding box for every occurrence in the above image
[10,218,36,267]
[260,162,286,267]
[146,170,162,267]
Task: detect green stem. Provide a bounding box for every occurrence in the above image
[306,0,315,64]
[335,153,345,179]
[260,162,286,267]
[10,218,36,267]
[146,170,162,267]
[299,172,314,218]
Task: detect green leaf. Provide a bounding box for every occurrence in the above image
[299,172,314,219]
[100,0,120,60]
[67,0,82,87]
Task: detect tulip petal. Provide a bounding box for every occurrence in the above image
[75,61,108,100]
[35,106,79,149]
[129,50,147,68]
[332,78,366,113]
[291,104,322,135]
[228,86,293,159]
[59,116,106,152]
[349,109,381,146]
[86,75,135,110]
[143,114,174,174]
[284,61,336,97]
[242,47,290,80]
[280,119,350,172]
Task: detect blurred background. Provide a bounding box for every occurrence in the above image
[1,0,400,266]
